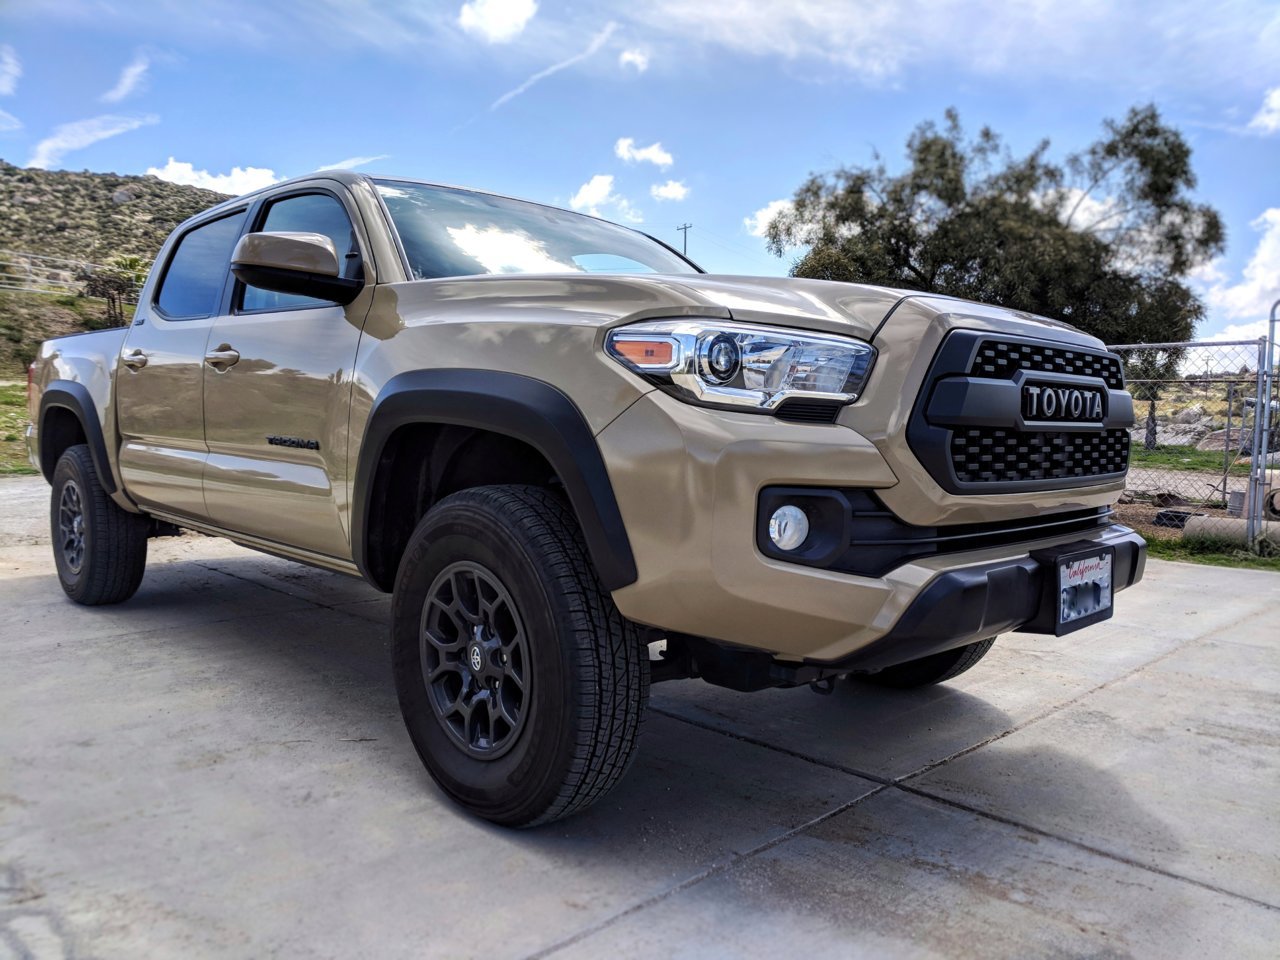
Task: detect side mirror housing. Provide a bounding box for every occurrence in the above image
[230,232,363,306]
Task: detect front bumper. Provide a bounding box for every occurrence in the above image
[598,389,1142,664]
[822,525,1145,673]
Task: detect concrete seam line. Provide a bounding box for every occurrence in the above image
[892,782,1280,914]
[896,607,1270,787]
[654,705,1280,917]
[9,606,312,648]
[522,784,894,960]
[191,560,377,624]
[649,705,894,785]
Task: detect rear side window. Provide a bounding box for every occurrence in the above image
[155,211,246,319]
[241,192,361,312]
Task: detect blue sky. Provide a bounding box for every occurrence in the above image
[1,0,1277,340]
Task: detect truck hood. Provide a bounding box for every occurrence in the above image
[389,272,1097,348]
[657,274,906,340]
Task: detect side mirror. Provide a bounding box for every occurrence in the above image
[230,231,363,306]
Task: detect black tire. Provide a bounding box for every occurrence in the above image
[50,444,149,605]
[856,638,996,689]
[391,485,648,827]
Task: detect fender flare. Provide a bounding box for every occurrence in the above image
[351,369,638,593]
[39,380,117,494]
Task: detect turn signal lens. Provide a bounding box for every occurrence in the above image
[611,338,676,367]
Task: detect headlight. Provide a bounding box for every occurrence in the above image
[606,319,876,415]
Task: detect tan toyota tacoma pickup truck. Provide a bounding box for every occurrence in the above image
[27,171,1146,826]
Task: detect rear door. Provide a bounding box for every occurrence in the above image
[201,185,372,559]
[115,208,248,520]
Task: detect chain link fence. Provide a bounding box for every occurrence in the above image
[1110,335,1278,552]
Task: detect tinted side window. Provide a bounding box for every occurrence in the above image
[155,211,246,319]
[241,193,360,312]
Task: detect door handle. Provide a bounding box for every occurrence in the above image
[121,348,148,370]
[204,345,241,370]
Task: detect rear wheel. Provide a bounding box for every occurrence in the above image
[856,638,995,689]
[50,444,149,605]
[391,485,648,827]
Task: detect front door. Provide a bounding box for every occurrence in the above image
[115,208,248,520]
[201,188,371,559]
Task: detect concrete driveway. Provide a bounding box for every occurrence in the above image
[2,474,1278,959]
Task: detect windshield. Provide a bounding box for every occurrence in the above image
[374,179,699,281]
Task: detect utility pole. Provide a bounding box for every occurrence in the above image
[676,223,692,256]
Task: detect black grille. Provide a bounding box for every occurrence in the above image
[970,340,1124,390]
[950,427,1130,484]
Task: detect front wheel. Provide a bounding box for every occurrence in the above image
[391,485,648,827]
[50,444,149,605]
[855,638,996,689]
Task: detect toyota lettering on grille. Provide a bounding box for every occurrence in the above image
[1022,383,1105,423]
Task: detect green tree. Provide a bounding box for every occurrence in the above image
[79,254,150,326]
[766,105,1224,348]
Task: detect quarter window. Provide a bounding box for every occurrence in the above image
[241,193,361,312]
[154,211,247,319]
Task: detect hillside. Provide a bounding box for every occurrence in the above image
[0,160,229,263]
[0,162,230,377]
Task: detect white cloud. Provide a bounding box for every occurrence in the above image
[0,108,20,132]
[1056,187,1121,230]
[491,21,616,110]
[28,114,159,169]
[1203,318,1272,343]
[447,224,573,273]
[316,154,390,170]
[614,137,673,168]
[744,199,792,238]
[570,174,615,213]
[1247,87,1280,135]
[101,53,149,103]
[0,45,19,97]
[146,156,281,194]
[650,179,688,201]
[619,48,649,72]
[1196,208,1280,322]
[458,0,537,43]
[20,0,1280,97]
[569,173,642,222]
[629,0,1280,89]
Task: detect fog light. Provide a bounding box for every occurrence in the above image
[768,505,809,551]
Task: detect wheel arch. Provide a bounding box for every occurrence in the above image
[38,380,117,494]
[351,369,638,594]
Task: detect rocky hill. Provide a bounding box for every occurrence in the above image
[0,162,230,376]
[0,160,228,263]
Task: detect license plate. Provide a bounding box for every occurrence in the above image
[1057,549,1114,632]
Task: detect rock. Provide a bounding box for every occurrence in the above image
[1197,429,1248,452]
[111,187,138,204]
[1173,404,1206,424]
[1156,424,1213,446]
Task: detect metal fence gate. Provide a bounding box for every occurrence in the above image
[1109,318,1277,552]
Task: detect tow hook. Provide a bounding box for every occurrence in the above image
[809,676,836,696]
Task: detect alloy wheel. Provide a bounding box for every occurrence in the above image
[419,561,531,759]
